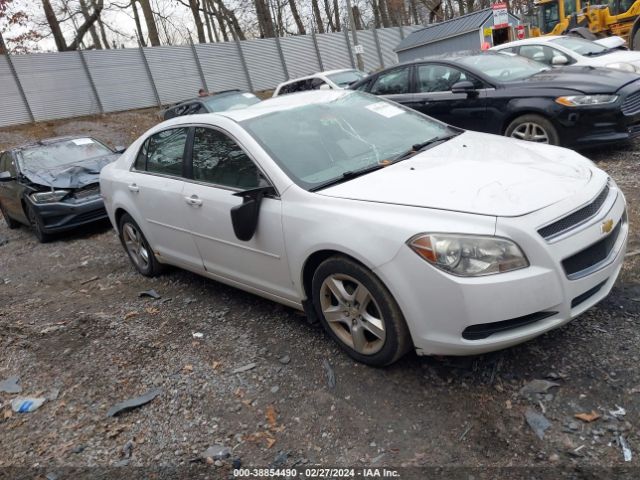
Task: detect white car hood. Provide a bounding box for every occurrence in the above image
[587,49,640,67]
[319,131,593,217]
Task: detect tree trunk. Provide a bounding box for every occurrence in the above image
[79,0,102,48]
[333,0,341,31]
[189,0,207,43]
[137,0,161,46]
[41,0,68,51]
[312,0,325,33]
[213,0,245,40]
[352,5,363,30]
[202,0,215,42]
[324,0,336,31]
[254,0,275,38]
[378,0,392,27]
[132,0,146,46]
[288,0,306,34]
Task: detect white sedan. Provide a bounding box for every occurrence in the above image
[492,35,640,73]
[273,69,366,97]
[100,91,628,366]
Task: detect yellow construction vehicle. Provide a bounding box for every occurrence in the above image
[528,0,640,49]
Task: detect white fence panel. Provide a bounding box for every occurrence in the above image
[196,42,250,92]
[11,52,99,122]
[280,35,321,79]
[84,48,157,112]
[316,32,353,71]
[143,46,202,105]
[0,56,31,127]
[377,27,402,67]
[241,38,286,91]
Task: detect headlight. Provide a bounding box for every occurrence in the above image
[605,62,638,73]
[31,190,69,203]
[555,95,618,107]
[408,233,529,277]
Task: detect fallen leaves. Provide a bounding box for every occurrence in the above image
[244,405,281,449]
[123,311,138,320]
[574,411,601,423]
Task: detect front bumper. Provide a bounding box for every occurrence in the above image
[375,182,628,356]
[29,195,108,233]
[557,81,640,148]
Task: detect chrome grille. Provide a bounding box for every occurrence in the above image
[622,90,640,116]
[538,185,610,240]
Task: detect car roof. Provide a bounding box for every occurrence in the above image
[278,69,357,85]
[172,90,245,107]
[162,90,353,126]
[492,36,563,49]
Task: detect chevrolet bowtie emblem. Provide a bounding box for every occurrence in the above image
[601,219,614,234]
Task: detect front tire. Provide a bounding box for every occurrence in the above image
[311,256,412,366]
[26,203,51,243]
[118,213,163,277]
[0,202,19,229]
[505,114,560,146]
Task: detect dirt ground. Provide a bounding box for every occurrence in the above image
[0,110,639,479]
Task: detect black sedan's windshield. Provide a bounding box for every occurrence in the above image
[18,138,112,170]
[241,92,453,190]
[458,54,548,82]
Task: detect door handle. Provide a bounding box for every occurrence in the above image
[184,195,203,207]
[128,183,139,193]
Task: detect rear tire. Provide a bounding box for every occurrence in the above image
[0,202,19,229]
[505,114,560,146]
[118,213,163,277]
[26,203,51,243]
[311,256,412,366]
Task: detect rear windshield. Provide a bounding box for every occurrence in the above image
[18,138,112,169]
[203,92,261,112]
[327,70,367,87]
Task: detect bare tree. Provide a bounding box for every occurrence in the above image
[188,0,206,42]
[311,0,324,33]
[79,0,102,48]
[137,0,160,46]
[254,0,275,37]
[41,0,105,51]
[288,0,305,34]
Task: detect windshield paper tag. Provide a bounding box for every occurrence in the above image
[242,93,256,98]
[366,102,404,118]
[72,138,95,146]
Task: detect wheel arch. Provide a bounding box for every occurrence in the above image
[501,109,555,135]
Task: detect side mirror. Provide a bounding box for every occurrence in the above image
[552,55,569,65]
[319,83,332,91]
[0,171,14,182]
[230,186,276,241]
[451,80,478,97]
[114,146,127,154]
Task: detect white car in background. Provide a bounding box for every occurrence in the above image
[273,69,366,97]
[492,35,640,73]
[100,90,627,366]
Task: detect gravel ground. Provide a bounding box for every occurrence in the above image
[0,111,639,479]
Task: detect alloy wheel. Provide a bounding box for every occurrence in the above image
[319,273,386,355]
[510,122,549,143]
[122,222,150,270]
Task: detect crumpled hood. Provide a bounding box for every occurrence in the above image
[319,131,595,217]
[21,153,119,189]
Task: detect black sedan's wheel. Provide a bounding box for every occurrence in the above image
[0,202,19,229]
[26,203,51,243]
[505,114,560,146]
[312,256,412,366]
[118,213,163,277]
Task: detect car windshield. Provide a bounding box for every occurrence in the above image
[550,37,609,56]
[203,92,261,112]
[241,92,452,190]
[327,70,367,87]
[458,54,548,82]
[18,138,112,169]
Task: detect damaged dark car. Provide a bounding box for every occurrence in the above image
[0,136,123,242]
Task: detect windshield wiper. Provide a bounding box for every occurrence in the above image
[309,163,386,192]
[391,132,461,162]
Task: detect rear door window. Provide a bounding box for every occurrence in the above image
[135,128,188,177]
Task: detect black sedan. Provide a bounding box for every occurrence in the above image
[0,137,122,242]
[162,90,261,120]
[350,52,640,148]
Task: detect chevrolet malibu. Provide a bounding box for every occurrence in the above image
[100,91,628,366]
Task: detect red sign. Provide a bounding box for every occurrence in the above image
[492,2,509,29]
[517,25,526,39]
